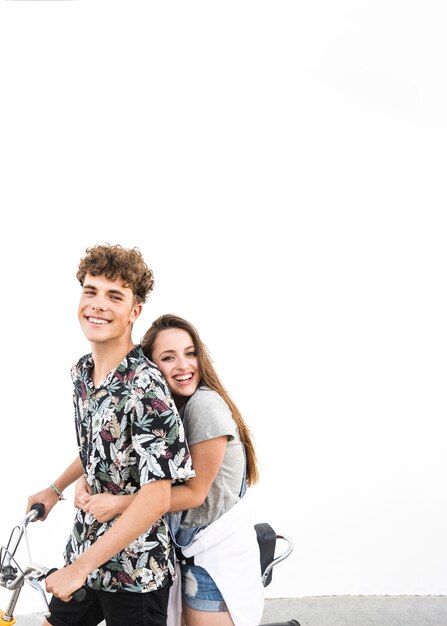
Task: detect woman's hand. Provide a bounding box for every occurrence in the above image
[74,475,92,510]
[75,475,135,522]
[83,493,126,523]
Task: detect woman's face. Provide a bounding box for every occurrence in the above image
[151,328,200,402]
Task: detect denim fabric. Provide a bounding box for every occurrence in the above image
[181,564,228,612]
[165,448,247,550]
[164,511,202,548]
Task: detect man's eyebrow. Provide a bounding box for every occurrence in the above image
[82,284,126,297]
[107,288,126,296]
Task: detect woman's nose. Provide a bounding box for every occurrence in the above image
[176,355,188,369]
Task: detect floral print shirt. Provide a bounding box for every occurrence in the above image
[64,345,194,593]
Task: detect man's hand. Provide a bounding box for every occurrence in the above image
[26,487,59,521]
[45,563,88,603]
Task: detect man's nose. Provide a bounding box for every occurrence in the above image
[91,294,108,310]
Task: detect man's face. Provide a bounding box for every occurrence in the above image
[78,273,141,345]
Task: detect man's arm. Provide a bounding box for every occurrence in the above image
[27,456,83,521]
[46,478,171,602]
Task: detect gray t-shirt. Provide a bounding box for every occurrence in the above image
[179,386,245,528]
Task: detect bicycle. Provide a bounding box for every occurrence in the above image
[0,503,85,625]
[256,522,300,626]
[1,506,299,625]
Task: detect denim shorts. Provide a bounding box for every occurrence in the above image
[181,564,228,612]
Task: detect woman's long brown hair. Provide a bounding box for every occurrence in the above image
[141,314,259,486]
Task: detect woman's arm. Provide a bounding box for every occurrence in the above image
[74,436,228,522]
[169,436,227,511]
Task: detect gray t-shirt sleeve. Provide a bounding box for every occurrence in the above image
[182,388,236,445]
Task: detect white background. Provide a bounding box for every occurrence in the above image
[1,0,446,616]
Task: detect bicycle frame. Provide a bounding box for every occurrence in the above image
[1,508,299,625]
[0,506,50,624]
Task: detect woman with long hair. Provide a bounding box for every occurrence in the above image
[75,314,263,626]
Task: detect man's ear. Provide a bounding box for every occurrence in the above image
[130,302,143,323]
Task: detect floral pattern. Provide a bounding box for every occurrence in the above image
[64,345,194,593]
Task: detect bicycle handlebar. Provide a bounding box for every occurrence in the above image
[29,504,86,602]
[30,503,45,521]
[25,504,87,603]
[1,502,87,622]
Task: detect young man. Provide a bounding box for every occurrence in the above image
[27,244,194,626]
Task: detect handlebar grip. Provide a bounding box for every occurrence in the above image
[31,503,45,519]
[46,568,87,602]
[73,587,87,602]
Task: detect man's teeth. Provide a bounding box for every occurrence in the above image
[90,318,109,325]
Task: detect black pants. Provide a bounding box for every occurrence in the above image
[47,584,170,626]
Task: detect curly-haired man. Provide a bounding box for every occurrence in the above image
[28,244,194,626]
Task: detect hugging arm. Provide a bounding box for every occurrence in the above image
[74,436,227,521]
[169,436,227,511]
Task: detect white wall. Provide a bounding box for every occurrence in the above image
[1,0,446,615]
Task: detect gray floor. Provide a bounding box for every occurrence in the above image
[11,596,447,626]
[260,596,447,626]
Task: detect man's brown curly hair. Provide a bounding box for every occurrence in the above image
[76,244,155,304]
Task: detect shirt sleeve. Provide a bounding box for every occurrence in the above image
[130,364,195,486]
[183,389,237,446]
